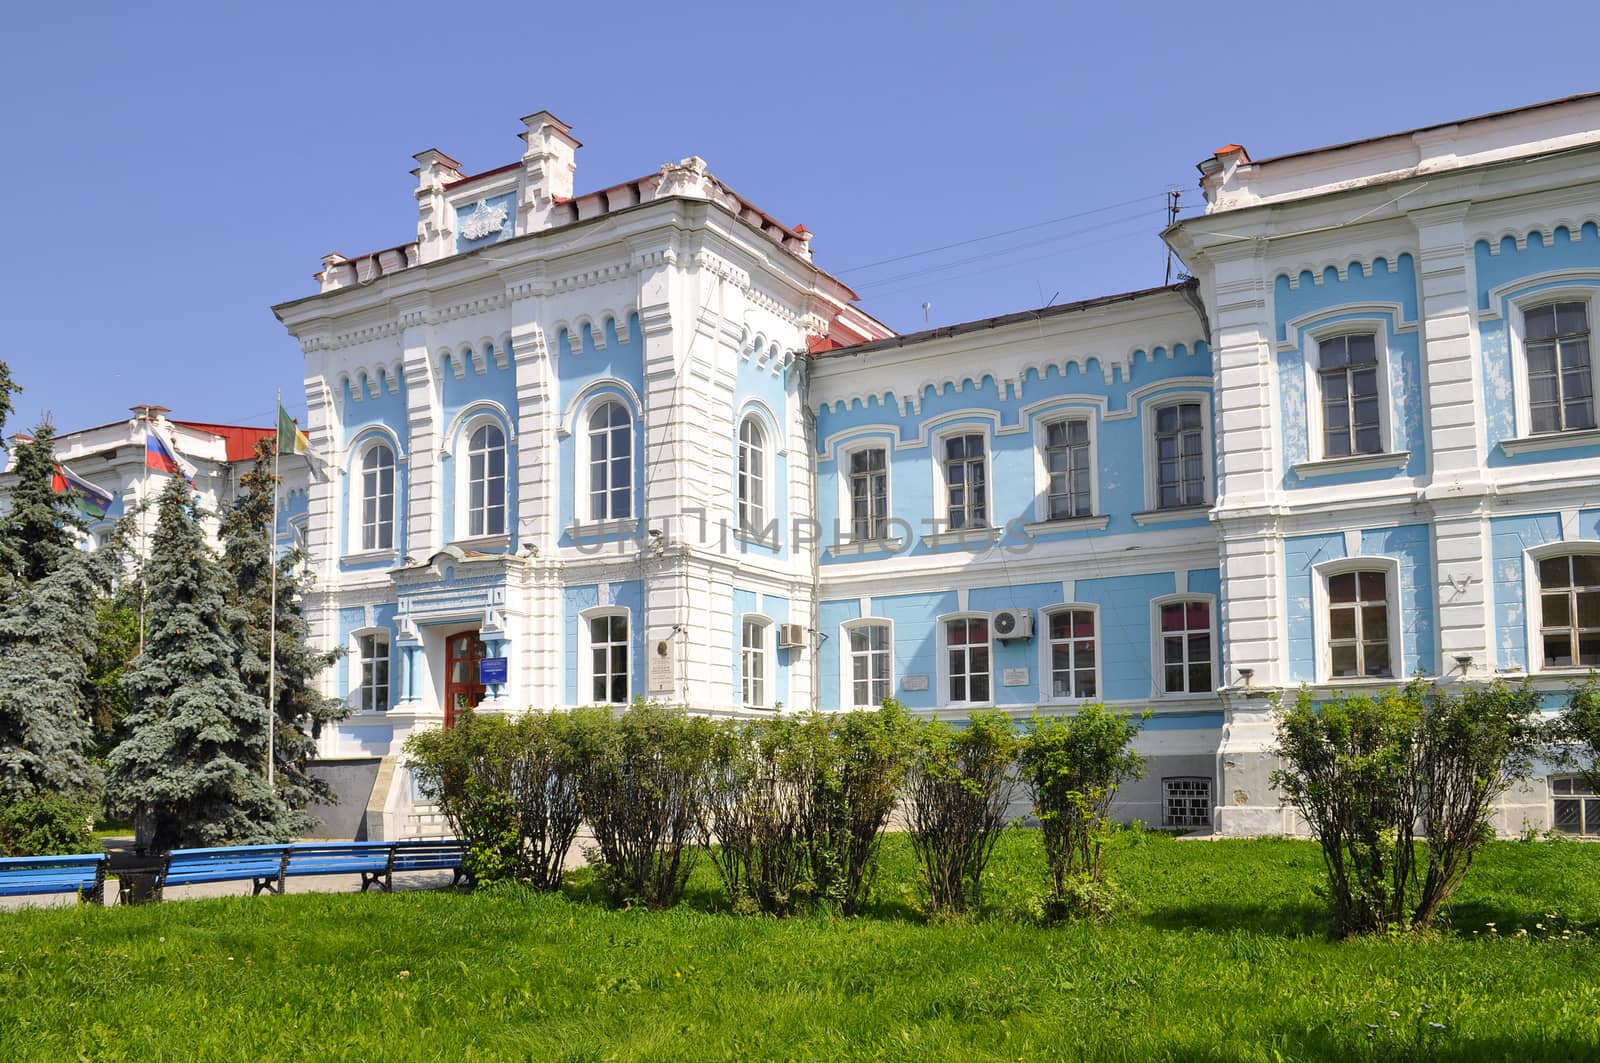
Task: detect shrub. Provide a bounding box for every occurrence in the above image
[574,702,716,909]
[796,701,918,915]
[0,793,99,856]
[1272,681,1541,937]
[904,711,1018,915]
[405,710,583,890]
[1016,705,1144,922]
[1550,677,1600,790]
[701,715,815,915]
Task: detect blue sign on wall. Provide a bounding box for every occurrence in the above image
[479,657,508,685]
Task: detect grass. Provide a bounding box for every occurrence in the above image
[4,832,1600,1062]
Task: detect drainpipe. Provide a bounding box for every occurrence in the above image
[799,354,822,712]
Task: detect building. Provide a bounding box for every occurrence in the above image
[0,405,310,554]
[274,97,1600,841]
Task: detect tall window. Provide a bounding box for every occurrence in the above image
[359,443,395,551]
[1043,418,1091,520]
[1153,403,1205,509]
[849,447,888,541]
[1319,333,1382,457]
[587,401,632,521]
[738,417,767,535]
[1525,302,1594,434]
[945,616,990,704]
[354,632,389,712]
[1539,553,1600,668]
[1047,608,1096,698]
[1328,571,1391,678]
[741,618,768,707]
[466,422,506,537]
[589,614,628,704]
[944,433,987,529]
[848,622,891,708]
[1159,600,1212,694]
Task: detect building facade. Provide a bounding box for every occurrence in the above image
[274,98,1600,840]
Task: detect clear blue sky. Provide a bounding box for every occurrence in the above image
[5,0,1598,435]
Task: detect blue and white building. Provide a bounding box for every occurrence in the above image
[274,97,1600,839]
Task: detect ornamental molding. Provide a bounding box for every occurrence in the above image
[429,291,507,325]
[552,262,632,293]
[460,200,510,241]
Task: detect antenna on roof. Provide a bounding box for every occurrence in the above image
[921,302,932,329]
[1164,189,1182,284]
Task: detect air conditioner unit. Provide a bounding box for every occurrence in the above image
[991,608,1034,641]
[778,623,808,649]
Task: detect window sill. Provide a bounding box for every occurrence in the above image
[1132,505,1210,527]
[828,537,906,557]
[1500,428,1600,456]
[567,518,639,541]
[734,529,781,550]
[924,526,1002,549]
[449,534,510,553]
[1023,515,1110,536]
[1291,450,1410,477]
[341,548,399,566]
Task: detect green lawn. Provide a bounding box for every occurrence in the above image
[4,833,1599,1062]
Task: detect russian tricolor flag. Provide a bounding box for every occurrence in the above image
[146,430,196,485]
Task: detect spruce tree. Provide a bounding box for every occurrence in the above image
[0,360,17,445]
[0,424,88,587]
[0,547,107,803]
[219,438,344,827]
[106,476,288,850]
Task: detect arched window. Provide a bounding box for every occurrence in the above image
[587,401,632,521]
[738,416,767,534]
[465,422,506,537]
[1539,553,1600,668]
[359,443,395,551]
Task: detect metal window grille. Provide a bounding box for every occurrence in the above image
[1552,776,1600,836]
[1164,777,1212,829]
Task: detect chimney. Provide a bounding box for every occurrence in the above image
[519,111,581,233]
[413,148,464,264]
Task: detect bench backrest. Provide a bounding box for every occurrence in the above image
[390,839,466,872]
[283,841,395,876]
[164,844,289,882]
[0,853,105,896]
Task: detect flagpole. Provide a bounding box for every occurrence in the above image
[267,393,280,788]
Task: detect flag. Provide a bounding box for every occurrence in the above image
[277,404,311,457]
[278,404,329,481]
[51,464,114,519]
[146,428,196,485]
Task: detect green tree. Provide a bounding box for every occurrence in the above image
[0,547,108,803]
[219,438,344,825]
[0,423,88,588]
[0,360,18,445]
[105,476,288,850]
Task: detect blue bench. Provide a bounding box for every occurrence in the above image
[155,844,290,899]
[0,853,107,905]
[389,839,468,891]
[283,841,397,892]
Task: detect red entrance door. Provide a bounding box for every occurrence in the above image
[444,630,486,728]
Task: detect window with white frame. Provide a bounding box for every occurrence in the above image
[353,632,390,712]
[1327,570,1393,678]
[358,442,396,551]
[588,612,629,704]
[1046,607,1096,699]
[1163,778,1212,830]
[1317,332,1383,457]
[943,433,988,529]
[1157,599,1212,694]
[944,615,991,704]
[587,400,632,521]
[741,617,769,708]
[737,417,767,535]
[1152,402,1206,509]
[1042,418,1092,520]
[848,447,889,541]
[465,422,507,537]
[846,621,892,708]
[1552,775,1600,836]
[1524,301,1595,434]
[1538,553,1600,669]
